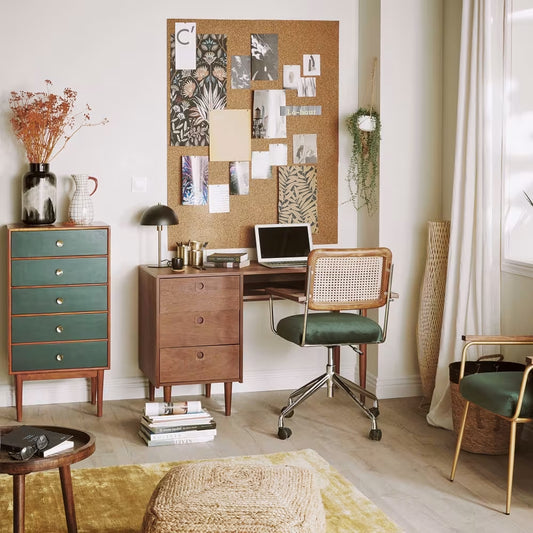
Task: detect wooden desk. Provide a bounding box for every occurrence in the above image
[0,425,95,533]
[138,262,306,415]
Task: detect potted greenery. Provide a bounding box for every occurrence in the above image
[346,107,381,215]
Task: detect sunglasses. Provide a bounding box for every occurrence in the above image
[8,434,49,461]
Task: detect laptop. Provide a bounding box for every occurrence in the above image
[254,223,313,268]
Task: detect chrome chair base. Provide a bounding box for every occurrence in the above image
[277,347,382,441]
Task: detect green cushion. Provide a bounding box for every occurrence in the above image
[276,312,383,346]
[460,372,533,418]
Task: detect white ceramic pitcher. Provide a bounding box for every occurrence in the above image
[68,174,98,225]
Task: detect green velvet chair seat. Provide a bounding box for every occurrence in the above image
[460,372,533,418]
[276,312,383,346]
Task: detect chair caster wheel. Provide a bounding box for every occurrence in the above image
[281,406,294,418]
[369,407,380,418]
[278,427,292,440]
[369,429,382,441]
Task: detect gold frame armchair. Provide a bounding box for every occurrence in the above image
[450,335,533,514]
[267,247,396,441]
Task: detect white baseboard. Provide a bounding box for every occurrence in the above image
[0,369,423,409]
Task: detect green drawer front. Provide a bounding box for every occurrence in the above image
[12,313,108,343]
[12,286,108,315]
[11,257,108,286]
[11,229,108,258]
[11,341,108,372]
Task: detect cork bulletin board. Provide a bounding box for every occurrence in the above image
[167,19,339,250]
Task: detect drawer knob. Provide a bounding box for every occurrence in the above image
[56,240,64,248]
[56,354,64,362]
[196,351,205,359]
[56,325,64,333]
[55,269,64,277]
[196,316,204,325]
[56,297,64,305]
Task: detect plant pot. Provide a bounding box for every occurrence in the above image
[357,114,377,132]
[21,163,57,225]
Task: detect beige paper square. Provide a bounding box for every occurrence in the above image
[209,109,251,161]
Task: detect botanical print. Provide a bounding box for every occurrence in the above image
[229,161,250,195]
[182,155,208,205]
[278,165,318,232]
[251,34,278,81]
[170,33,227,146]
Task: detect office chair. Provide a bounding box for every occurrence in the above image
[450,335,533,514]
[267,248,395,441]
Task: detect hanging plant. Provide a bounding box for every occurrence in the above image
[346,107,381,215]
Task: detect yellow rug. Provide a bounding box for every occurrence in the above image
[0,448,401,532]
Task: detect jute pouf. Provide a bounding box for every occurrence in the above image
[141,461,326,532]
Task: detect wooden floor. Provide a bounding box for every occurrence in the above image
[1,390,532,532]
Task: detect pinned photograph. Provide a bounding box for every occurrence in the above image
[182,155,208,205]
[293,134,318,164]
[297,77,317,97]
[229,161,250,195]
[251,34,278,81]
[231,55,251,89]
[252,90,287,139]
[283,65,300,90]
[303,54,321,76]
[269,143,288,166]
[252,151,272,179]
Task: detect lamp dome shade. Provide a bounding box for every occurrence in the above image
[140,203,178,226]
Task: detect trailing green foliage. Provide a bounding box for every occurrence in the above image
[346,108,381,215]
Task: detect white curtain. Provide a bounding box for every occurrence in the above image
[427,0,506,429]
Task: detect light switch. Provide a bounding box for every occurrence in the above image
[131,176,148,193]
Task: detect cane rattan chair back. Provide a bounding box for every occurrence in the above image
[267,247,395,441]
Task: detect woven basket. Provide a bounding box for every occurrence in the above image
[449,356,525,455]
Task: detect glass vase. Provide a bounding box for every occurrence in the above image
[21,163,57,225]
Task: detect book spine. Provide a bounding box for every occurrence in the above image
[206,254,248,262]
[141,421,216,433]
[144,401,202,416]
[204,261,241,268]
[138,431,215,446]
[141,427,216,441]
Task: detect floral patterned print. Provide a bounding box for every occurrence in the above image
[170,33,227,146]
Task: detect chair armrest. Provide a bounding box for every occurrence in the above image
[265,287,307,303]
[462,335,533,343]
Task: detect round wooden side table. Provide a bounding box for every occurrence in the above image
[0,425,95,533]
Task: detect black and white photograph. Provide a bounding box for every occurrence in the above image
[297,77,317,97]
[303,54,321,76]
[252,89,287,139]
[251,34,278,81]
[293,134,318,164]
[231,55,251,89]
[229,161,250,195]
[283,65,300,89]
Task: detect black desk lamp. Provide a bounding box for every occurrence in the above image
[140,203,179,267]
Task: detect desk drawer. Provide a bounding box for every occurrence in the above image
[11,257,108,286]
[12,313,108,343]
[160,276,240,313]
[12,285,108,314]
[11,341,108,372]
[11,229,108,258]
[160,345,240,383]
[160,309,239,347]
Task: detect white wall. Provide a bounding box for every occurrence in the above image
[0,0,450,409]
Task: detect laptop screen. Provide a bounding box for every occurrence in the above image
[254,223,313,263]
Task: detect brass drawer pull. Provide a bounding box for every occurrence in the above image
[56,240,64,248]
[56,297,64,305]
[196,316,204,325]
[56,354,64,362]
[196,351,205,359]
[55,269,64,277]
[56,325,64,333]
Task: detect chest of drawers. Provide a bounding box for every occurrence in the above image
[7,223,110,421]
[138,266,243,415]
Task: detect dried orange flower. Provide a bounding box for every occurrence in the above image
[9,80,108,163]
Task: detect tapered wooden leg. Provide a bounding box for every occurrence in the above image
[59,465,78,532]
[205,384,211,398]
[96,370,104,417]
[450,401,470,481]
[224,382,233,416]
[163,386,172,403]
[90,377,97,405]
[506,421,518,515]
[15,375,23,422]
[148,382,155,401]
[13,474,25,533]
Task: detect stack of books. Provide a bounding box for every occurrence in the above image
[204,252,250,268]
[138,401,216,447]
[1,425,74,459]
